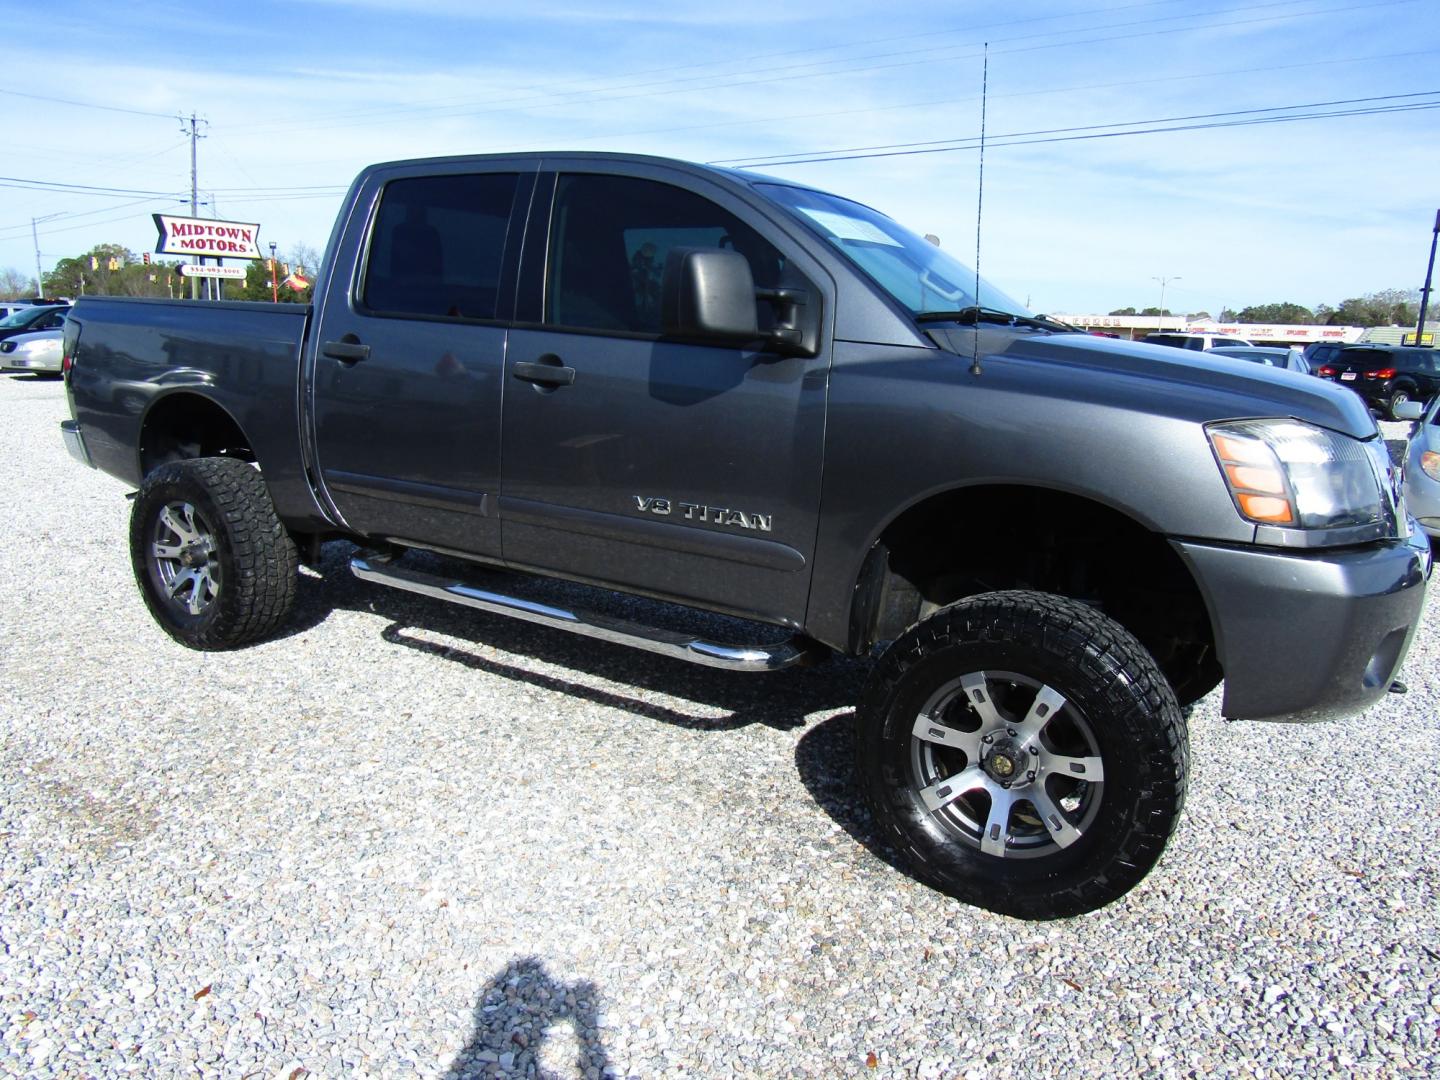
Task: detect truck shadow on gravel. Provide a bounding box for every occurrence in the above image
[282,542,863,731]
[792,712,914,884]
[446,957,610,1079]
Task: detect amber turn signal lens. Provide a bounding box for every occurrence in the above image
[1236,493,1295,524]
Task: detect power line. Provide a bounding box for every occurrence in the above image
[465,46,1439,155]
[712,91,1440,165]
[0,87,177,120]
[719,96,1440,168]
[0,176,184,198]
[226,0,1196,134]
[235,0,1414,136]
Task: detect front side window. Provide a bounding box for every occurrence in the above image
[362,173,519,321]
[547,173,784,334]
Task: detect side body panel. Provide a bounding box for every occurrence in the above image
[64,297,328,528]
[305,163,538,559]
[498,159,838,625]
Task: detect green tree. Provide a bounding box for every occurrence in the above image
[1108,306,1137,316]
[1327,289,1419,326]
[231,248,316,304]
[1139,306,1172,317]
[43,244,184,299]
[1185,311,1211,320]
[1235,302,1315,324]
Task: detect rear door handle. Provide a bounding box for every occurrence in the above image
[322,339,371,363]
[512,360,576,387]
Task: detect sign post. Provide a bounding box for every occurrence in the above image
[1416,209,1440,350]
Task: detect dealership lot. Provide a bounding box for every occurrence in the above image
[1,374,1436,1078]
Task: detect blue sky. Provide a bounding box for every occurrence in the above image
[2,0,1437,315]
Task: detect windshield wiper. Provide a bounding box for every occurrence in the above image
[914,306,1077,333]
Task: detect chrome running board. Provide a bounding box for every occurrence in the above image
[351,555,823,672]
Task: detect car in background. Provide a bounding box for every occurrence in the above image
[0,303,68,343]
[1209,345,1311,374]
[1141,332,1254,350]
[1312,343,1440,420]
[0,328,62,376]
[1399,396,1440,547]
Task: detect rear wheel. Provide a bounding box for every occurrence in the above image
[857,591,1188,919]
[1388,388,1413,421]
[130,457,297,649]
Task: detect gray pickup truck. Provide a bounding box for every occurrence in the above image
[59,152,1431,918]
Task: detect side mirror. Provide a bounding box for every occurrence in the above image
[1393,400,1424,421]
[662,247,759,344]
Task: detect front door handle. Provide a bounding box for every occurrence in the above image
[322,338,371,364]
[512,360,576,387]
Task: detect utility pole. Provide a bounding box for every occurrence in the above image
[180,113,207,299]
[31,218,43,298]
[1415,209,1440,348]
[1152,275,1181,332]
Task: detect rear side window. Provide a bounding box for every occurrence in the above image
[546,173,784,335]
[362,173,519,321]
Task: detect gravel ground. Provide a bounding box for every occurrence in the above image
[1,373,1437,1079]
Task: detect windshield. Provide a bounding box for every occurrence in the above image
[756,184,1032,319]
[0,307,41,328]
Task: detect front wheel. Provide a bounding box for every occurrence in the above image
[857,591,1188,919]
[129,457,298,650]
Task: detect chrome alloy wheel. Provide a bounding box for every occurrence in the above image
[909,670,1105,859]
[149,501,220,616]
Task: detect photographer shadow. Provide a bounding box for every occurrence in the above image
[447,957,609,1079]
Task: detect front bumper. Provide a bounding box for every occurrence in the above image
[1404,441,1440,539]
[1173,529,1431,722]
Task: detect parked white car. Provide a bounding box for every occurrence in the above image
[0,328,63,375]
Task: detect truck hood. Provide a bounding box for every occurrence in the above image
[926,327,1380,440]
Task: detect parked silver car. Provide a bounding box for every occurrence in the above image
[0,328,62,375]
[1400,397,1440,545]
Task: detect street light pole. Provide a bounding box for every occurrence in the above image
[1152,275,1181,332]
[1415,209,1440,347]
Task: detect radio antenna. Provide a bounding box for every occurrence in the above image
[971,44,988,376]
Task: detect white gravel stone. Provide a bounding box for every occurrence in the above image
[2,378,1437,1078]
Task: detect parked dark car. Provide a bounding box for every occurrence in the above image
[0,303,68,343]
[1312,344,1440,420]
[1209,345,1310,373]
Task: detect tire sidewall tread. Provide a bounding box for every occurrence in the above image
[129,457,298,650]
[857,590,1189,920]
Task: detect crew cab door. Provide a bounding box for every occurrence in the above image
[499,166,832,626]
[309,164,535,558]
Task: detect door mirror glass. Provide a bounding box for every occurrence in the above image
[662,247,758,343]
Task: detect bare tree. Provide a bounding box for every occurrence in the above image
[0,267,31,299]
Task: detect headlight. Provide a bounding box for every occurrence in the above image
[1206,419,1386,531]
[1422,451,1440,483]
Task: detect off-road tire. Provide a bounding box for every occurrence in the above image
[857,591,1188,919]
[130,457,298,650]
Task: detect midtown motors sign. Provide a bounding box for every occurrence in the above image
[153,214,262,259]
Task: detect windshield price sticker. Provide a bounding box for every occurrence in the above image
[795,208,902,247]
